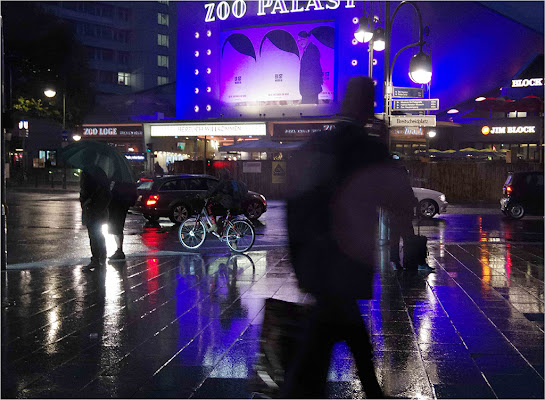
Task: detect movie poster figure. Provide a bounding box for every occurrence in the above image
[297,31,323,104]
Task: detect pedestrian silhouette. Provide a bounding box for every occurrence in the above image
[79,150,111,270]
[389,165,418,270]
[108,172,137,262]
[206,168,235,233]
[154,162,164,176]
[283,76,415,398]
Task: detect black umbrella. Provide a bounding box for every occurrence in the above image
[59,141,135,183]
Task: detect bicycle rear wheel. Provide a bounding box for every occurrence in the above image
[178,219,207,249]
[226,219,255,253]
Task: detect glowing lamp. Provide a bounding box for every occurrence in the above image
[354,17,373,43]
[427,130,436,138]
[475,97,486,102]
[408,51,432,84]
[372,28,385,51]
[481,125,490,135]
[447,109,459,114]
[44,88,56,98]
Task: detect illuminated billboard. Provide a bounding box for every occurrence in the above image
[220,21,335,106]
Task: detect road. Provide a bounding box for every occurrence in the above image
[3,190,544,399]
[5,190,543,268]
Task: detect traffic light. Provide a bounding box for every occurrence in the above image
[146,143,153,152]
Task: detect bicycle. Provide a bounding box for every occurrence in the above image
[178,198,256,253]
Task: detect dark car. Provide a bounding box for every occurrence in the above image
[500,171,544,219]
[132,174,267,223]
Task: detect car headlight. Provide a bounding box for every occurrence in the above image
[440,194,446,202]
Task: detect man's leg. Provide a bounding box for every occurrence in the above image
[342,300,384,398]
[87,220,106,267]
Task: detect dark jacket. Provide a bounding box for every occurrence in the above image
[287,120,414,300]
[207,178,235,210]
[80,165,111,225]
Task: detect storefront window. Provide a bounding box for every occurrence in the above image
[38,150,57,167]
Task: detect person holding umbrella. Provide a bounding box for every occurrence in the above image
[79,150,111,270]
[60,141,136,270]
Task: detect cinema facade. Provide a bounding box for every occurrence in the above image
[139,1,543,170]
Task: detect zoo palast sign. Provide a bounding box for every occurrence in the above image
[204,0,356,21]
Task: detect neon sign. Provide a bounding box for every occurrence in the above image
[511,78,543,88]
[482,125,536,135]
[204,0,355,22]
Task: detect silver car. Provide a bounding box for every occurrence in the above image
[412,187,448,218]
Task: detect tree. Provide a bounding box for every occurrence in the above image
[2,2,94,128]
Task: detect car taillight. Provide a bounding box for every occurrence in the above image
[505,185,513,195]
[146,195,159,206]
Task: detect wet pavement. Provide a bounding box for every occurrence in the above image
[2,189,544,398]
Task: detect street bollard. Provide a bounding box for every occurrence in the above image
[378,207,389,246]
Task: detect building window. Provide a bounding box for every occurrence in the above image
[158,76,169,86]
[99,70,116,84]
[118,72,131,86]
[158,13,169,26]
[158,55,169,68]
[117,8,130,21]
[101,48,114,61]
[157,34,169,47]
[118,51,129,65]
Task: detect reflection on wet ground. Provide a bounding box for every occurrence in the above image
[2,239,543,399]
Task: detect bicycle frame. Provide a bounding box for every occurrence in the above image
[197,200,252,242]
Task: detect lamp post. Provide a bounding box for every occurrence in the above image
[383,1,432,149]
[44,85,67,188]
[355,1,432,247]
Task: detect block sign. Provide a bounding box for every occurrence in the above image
[390,115,436,127]
[392,99,439,111]
[393,87,424,98]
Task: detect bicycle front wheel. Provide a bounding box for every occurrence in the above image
[226,219,255,253]
[178,219,207,249]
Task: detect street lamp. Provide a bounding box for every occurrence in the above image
[383,1,432,133]
[354,1,432,247]
[44,86,67,188]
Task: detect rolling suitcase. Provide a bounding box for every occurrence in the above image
[402,217,428,271]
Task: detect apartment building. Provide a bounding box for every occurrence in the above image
[39,1,177,95]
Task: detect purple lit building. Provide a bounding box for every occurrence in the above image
[144,1,543,167]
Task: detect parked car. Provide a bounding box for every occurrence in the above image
[412,187,448,218]
[132,174,267,223]
[500,171,544,219]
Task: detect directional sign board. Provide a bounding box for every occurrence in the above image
[393,87,424,98]
[390,115,436,127]
[392,98,439,111]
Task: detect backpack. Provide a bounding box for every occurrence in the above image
[231,179,248,205]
